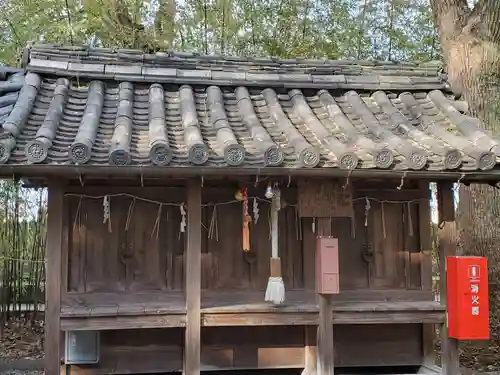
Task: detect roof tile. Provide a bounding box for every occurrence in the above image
[68,62,105,73]
[312,75,345,84]
[104,65,142,76]
[176,69,212,79]
[0,44,493,176]
[246,72,281,82]
[29,58,68,71]
[141,67,177,77]
[211,71,246,81]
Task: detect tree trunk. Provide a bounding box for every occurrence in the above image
[431,0,500,365]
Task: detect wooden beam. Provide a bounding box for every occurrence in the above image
[184,179,202,375]
[316,218,334,375]
[436,182,459,375]
[60,314,186,331]
[45,183,64,375]
[201,310,445,326]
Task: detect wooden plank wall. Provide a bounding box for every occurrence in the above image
[65,185,425,294]
[68,324,423,373]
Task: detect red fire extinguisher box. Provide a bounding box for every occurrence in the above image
[446,256,489,340]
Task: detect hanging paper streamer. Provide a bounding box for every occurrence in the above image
[180,203,186,233]
[274,185,281,210]
[264,183,273,199]
[364,197,371,226]
[253,197,259,224]
[103,195,112,232]
[103,195,110,224]
[242,187,251,252]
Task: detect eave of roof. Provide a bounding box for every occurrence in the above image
[0,44,497,183]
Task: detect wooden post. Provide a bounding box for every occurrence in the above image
[418,181,435,369]
[184,179,202,375]
[437,182,460,375]
[45,183,64,375]
[302,325,317,375]
[316,218,334,375]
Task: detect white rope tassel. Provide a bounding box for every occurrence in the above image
[265,192,285,304]
[265,276,285,304]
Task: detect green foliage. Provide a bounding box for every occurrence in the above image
[0,180,46,324]
[0,0,441,65]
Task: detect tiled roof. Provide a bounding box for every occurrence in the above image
[0,67,24,131]
[0,44,498,176]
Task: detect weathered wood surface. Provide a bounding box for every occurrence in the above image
[45,183,64,375]
[437,182,460,375]
[59,290,443,330]
[184,180,202,375]
[62,324,423,373]
[61,314,186,330]
[419,181,436,367]
[64,185,426,295]
[60,290,442,314]
[61,292,186,316]
[316,217,334,375]
[297,179,353,218]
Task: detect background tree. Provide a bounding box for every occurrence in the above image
[431,0,500,367]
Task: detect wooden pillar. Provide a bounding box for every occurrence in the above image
[184,179,202,375]
[418,181,435,368]
[437,182,460,375]
[302,325,317,375]
[45,183,64,375]
[316,218,334,375]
